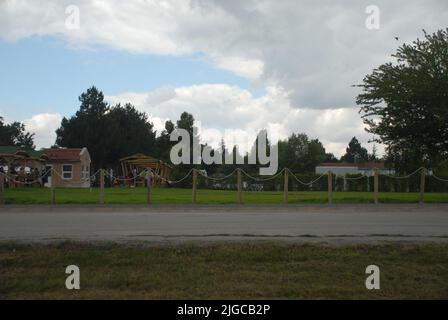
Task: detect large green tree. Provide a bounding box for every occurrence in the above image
[357,29,448,169]
[278,133,326,172]
[155,120,175,162]
[175,111,200,165]
[55,87,156,169]
[56,86,110,168]
[341,137,369,163]
[106,103,156,165]
[0,117,35,149]
[171,112,203,179]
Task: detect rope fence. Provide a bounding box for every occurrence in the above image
[0,166,447,205]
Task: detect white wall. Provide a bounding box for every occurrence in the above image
[316,166,358,175]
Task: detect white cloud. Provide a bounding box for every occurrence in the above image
[2,0,447,109]
[23,113,62,149]
[2,0,445,156]
[106,84,380,157]
[14,84,381,156]
[211,55,263,80]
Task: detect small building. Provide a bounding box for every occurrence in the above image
[44,148,91,188]
[315,162,395,176]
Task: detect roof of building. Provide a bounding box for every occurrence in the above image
[357,162,386,170]
[317,162,387,169]
[44,148,83,161]
[0,146,48,159]
[120,153,172,168]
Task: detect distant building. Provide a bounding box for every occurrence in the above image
[44,148,91,188]
[315,162,395,176]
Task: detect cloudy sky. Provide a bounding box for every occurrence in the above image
[1,0,447,156]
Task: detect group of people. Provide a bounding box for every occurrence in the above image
[0,166,46,187]
[107,169,153,188]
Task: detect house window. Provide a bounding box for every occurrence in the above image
[62,164,73,180]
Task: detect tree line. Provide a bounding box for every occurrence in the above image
[0,84,439,177]
[0,86,376,177]
[52,86,343,177]
[2,28,447,176]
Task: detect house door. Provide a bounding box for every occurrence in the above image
[44,165,53,188]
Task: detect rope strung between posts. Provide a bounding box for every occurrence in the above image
[0,168,52,185]
[430,174,448,182]
[240,168,285,182]
[103,170,137,182]
[285,168,327,186]
[88,169,102,181]
[99,167,448,186]
[6,165,445,188]
[382,167,424,179]
[154,168,194,185]
[198,169,238,181]
[0,168,102,187]
[105,168,194,185]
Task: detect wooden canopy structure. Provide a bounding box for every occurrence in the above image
[119,153,171,186]
[0,146,50,187]
[0,146,49,170]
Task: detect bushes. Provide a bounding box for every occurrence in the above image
[171,170,448,193]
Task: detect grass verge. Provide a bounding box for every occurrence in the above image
[3,187,448,204]
[1,242,447,299]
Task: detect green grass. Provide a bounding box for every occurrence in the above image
[0,242,447,299]
[3,187,448,204]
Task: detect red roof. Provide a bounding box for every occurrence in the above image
[318,162,357,167]
[357,162,385,170]
[45,148,83,161]
[318,162,386,169]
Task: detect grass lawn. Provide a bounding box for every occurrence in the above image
[0,242,447,299]
[3,187,448,204]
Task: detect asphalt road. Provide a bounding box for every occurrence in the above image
[1,205,448,243]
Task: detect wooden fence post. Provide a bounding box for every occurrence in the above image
[146,170,152,205]
[419,168,426,204]
[374,168,379,204]
[328,171,333,205]
[192,169,197,204]
[100,169,105,205]
[0,173,4,205]
[283,169,289,204]
[51,168,56,205]
[237,168,242,204]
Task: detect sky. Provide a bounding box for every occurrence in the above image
[0,0,447,157]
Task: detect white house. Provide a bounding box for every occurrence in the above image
[315,162,395,176]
